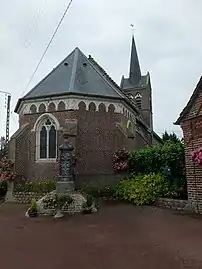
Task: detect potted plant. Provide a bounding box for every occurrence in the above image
[28,199,38,217]
[54,193,73,219]
[82,194,94,214]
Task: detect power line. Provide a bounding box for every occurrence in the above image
[23,0,73,95]
[24,0,49,49]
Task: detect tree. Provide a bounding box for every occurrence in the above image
[162,131,180,143]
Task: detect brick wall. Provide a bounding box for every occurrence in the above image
[180,91,202,213]
[14,101,142,185]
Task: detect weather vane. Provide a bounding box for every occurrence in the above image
[130,24,135,35]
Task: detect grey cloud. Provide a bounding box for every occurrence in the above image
[0,0,201,138]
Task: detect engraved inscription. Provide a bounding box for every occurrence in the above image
[59,152,72,177]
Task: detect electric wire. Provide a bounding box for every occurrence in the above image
[24,0,49,49]
[23,0,73,95]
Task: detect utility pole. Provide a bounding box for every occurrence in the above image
[0,90,11,158]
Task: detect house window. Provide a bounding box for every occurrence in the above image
[135,92,142,110]
[37,118,57,160]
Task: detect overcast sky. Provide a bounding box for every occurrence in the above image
[0,0,201,139]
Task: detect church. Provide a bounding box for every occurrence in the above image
[9,36,162,186]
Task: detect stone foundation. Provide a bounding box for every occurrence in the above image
[155,198,190,212]
[14,192,47,204]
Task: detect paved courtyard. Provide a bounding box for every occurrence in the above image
[0,203,202,269]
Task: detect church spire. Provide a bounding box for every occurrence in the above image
[129,35,141,85]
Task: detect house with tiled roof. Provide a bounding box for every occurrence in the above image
[10,37,162,185]
[175,76,202,213]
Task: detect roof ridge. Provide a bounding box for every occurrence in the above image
[88,55,142,110]
[88,55,139,101]
[69,47,79,92]
[174,76,202,124]
[88,55,121,91]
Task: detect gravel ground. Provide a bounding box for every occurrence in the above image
[0,203,202,269]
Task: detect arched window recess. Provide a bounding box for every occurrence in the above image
[135,92,142,110]
[35,114,59,162]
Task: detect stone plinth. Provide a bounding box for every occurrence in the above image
[56,181,74,193]
[57,133,75,193]
[5,180,16,203]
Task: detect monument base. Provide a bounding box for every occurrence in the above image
[56,181,75,193]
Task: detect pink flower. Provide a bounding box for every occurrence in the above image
[191,147,202,165]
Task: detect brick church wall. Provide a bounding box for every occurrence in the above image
[14,101,138,187]
[180,91,202,213]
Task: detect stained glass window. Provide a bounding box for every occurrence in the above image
[49,125,56,158]
[45,119,51,125]
[40,126,47,158]
[38,117,57,159]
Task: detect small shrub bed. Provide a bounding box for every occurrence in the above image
[43,193,73,210]
[15,180,56,193]
[115,173,168,205]
[81,185,116,200]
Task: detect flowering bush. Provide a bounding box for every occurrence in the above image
[191,147,202,165]
[0,158,17,181]
[43,193,73,210]
[112,149,130,172]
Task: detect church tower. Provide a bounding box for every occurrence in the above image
[120,36,153,130]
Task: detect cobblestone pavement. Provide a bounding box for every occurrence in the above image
[0,203,202,269]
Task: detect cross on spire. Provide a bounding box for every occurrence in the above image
[130,24,135,36]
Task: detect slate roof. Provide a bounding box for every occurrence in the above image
[120,74,149,89]
[14,43,162,144]
[174,76,202,125]
[21,47,125,100]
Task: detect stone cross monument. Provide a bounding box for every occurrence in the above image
[57,133,75,193]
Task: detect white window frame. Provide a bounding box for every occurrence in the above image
[32,113,60,163]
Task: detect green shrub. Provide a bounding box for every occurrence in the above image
[15,179,56,193]
[82,185,116,198]
[129,141,186,198]
[115,173,168,205]
[85,194,93,207]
